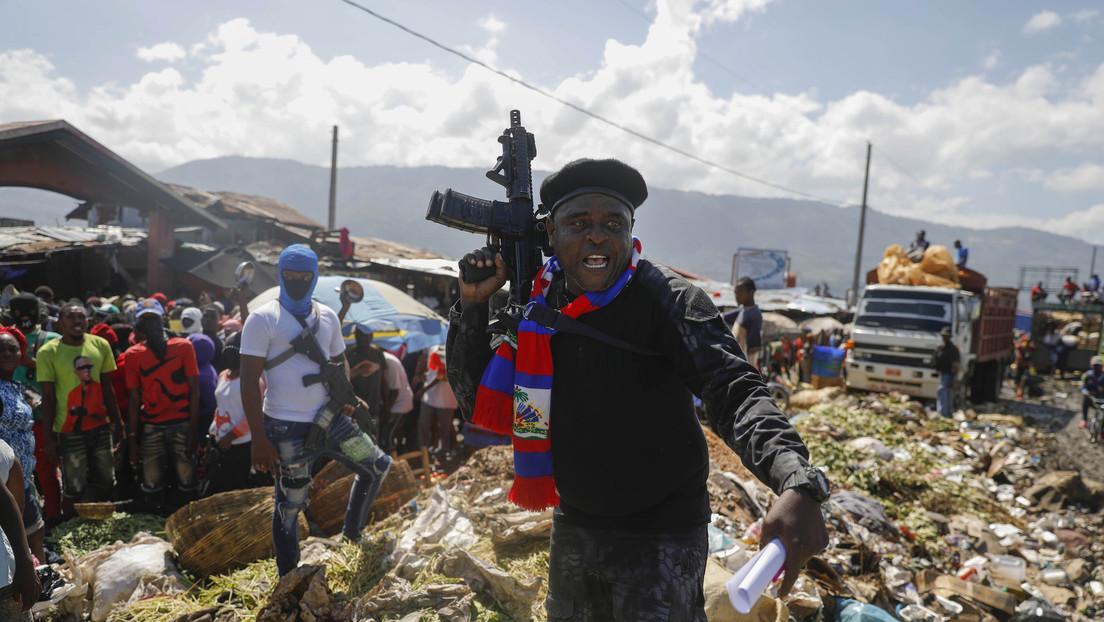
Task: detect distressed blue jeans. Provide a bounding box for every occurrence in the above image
[264,413,392,576]
[139,421,197,494]
[57,426,115,500]
[937,373,954,418]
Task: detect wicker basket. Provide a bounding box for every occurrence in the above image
[165,487,308,577]
[74,502,115,521]
[307,459,419,536]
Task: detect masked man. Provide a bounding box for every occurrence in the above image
[447,158,828,621]
[240,244,392,576]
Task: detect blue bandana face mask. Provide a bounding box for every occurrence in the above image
[278,244,319,316]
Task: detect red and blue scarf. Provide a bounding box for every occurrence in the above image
[473,238,643,510]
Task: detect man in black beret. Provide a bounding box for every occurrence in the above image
[447,158,827,621]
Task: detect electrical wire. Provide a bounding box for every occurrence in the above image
[611,0,770,96]
[871,144,950,204]
[337,0,852,206]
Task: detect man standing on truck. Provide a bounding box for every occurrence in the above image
[953,240,968,268]
[932,326,960,417]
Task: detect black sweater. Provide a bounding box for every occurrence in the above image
[447,260,810,531]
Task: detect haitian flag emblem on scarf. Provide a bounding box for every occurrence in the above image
[473,238,643,510]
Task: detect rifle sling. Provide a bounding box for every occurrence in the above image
[510,303,662,357]
[264,303,325,370]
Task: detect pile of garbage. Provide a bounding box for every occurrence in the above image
[31,388,1104,621]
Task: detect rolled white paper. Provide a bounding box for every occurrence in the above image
[725,538,786,614]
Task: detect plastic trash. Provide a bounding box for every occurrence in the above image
[989,554,1026,582]
[1040,568,1068,585]
[1010,597,1066,622]
[835,598,897,622]
[708,523,735,553]
[897,604,943,622]
[725,538,785,614]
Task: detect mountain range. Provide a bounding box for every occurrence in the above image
[2,155,1097,303]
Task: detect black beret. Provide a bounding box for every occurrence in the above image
[540,158,648,215]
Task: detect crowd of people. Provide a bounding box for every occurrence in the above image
[0,269,485,611]
[1031,274,1103,305]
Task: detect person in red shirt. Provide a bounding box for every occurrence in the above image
[124,299,200,511]
[1060,277,1078,304]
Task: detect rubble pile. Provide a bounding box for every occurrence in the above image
[32,388,1104,621]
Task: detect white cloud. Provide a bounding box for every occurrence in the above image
[1042,204,1104,244]
[3,7,1104,243]
[982,50,1000,70]
[1069,9,1099,23]
[1045,163,1104,192]
[478,14,506,34]
[1024,11,1062,35]
[136,42,187,63]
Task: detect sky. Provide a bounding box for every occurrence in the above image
[2,0,1104,244]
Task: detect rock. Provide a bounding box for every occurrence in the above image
[1063,558,1091,584]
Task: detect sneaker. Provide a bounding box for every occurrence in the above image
[1080,421,1088,428]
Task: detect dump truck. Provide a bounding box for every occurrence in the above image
[845,267,1016,402]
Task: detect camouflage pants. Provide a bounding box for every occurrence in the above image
[545,518,708,622]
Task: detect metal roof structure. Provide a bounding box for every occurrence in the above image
[0,120,224,229]
[167,184,323,230]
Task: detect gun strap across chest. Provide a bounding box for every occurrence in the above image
[507,303,662,357]
[264,303,323,370]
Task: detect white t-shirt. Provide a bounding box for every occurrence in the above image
[382,351,413,415]
[422,346,458,410]
[211,371,252,445]
[240,300,346,423]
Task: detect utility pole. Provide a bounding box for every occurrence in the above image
[849,142,872,309]
[328,125,338,230]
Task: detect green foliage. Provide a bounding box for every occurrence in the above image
[46,513,166,557]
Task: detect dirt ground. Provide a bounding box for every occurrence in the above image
[1001,372,1104,484]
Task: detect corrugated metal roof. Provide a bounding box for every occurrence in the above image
[0,225,146,254]
[168,184,323,230]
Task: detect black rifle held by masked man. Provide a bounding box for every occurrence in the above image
[286,311,376,449]
[426,110,551,317]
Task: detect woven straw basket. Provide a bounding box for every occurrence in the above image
[74,502,115,521]
[165,487,308,577]
[307,458,419,536]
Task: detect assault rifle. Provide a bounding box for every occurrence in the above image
[425,110,551,314]
[289,318,376,449]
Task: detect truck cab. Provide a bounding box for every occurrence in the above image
[846,285,980,399]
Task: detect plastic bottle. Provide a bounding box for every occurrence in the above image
[989,555,1026,582]
[1040,568,1068,585]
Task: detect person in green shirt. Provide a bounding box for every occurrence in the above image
[7,293,61,518]
[35,303,122,515]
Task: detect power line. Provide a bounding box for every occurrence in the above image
[337,0,851,206]
[610,0,769,96]
[871,144,951,204]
